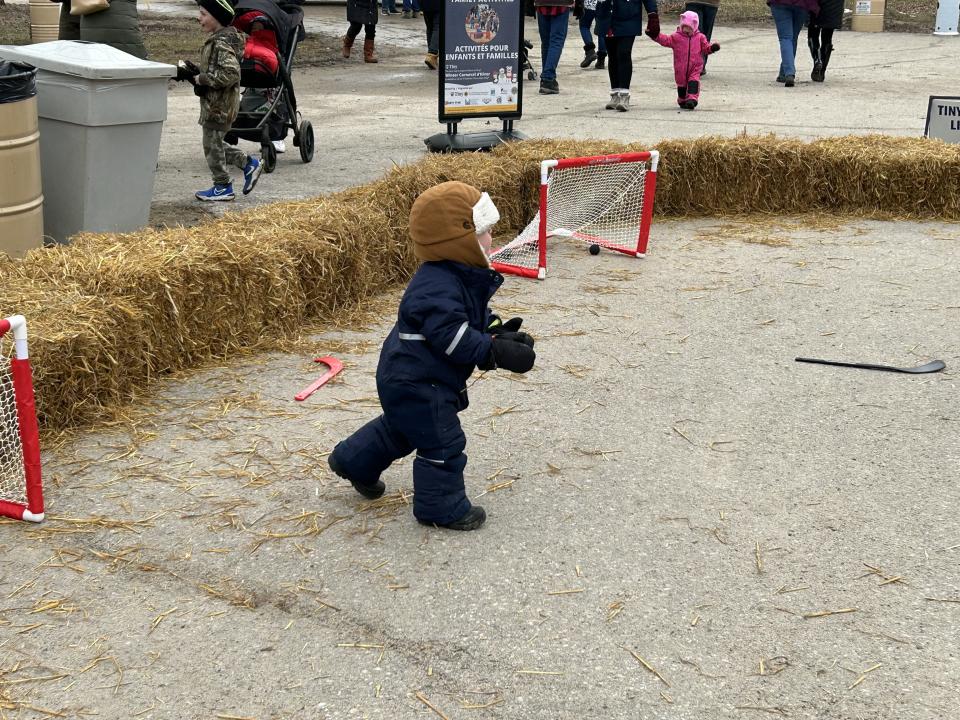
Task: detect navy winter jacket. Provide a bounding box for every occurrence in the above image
[595,0,658,38]
[376,261,502,407]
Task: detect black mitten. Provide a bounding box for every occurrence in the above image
[496,331,535,348]
[710,42,720,53]
[488,315,523,334]
[488,337,536,373]
[176,60,201,81]
[193,84,209,98]
[645,12,659,38]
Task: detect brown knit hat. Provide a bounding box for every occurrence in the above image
[409,181,491,269]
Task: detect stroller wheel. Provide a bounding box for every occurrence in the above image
[298,120,314,164]
[527,70,536,81]
[262,142,277,174]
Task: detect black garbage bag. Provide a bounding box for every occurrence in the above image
[0,62,37,105]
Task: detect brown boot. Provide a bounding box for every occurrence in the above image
[341,34,354,59]
[424,52,438,70]
[363,37,378,63]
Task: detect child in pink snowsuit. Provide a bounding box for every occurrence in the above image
[647,10,720,110]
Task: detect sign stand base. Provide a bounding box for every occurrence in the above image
[425,119,527,153]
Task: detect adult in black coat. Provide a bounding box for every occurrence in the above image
[343,0,379,62]
[595,0,659,111]
[808,0,841,81]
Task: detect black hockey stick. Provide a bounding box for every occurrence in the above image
[795,357,946,374]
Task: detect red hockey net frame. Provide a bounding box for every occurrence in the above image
[490,151,659,280]
[0,315,43,522]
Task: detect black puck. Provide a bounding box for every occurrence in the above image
[589,244,600,255]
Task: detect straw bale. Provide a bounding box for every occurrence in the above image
[1,134,958,431]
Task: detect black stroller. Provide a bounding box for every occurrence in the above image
[224,0,313,173]
[522,39,536,81]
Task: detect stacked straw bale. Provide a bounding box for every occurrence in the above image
[1,135,958,431]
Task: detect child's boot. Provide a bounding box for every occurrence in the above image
[684,80,700,109]
[328,451,386,499]
[604,90,620,110]
[195,183,235,202]
[580,43,597,68]
[363,37,379,63]
[342,34,354,59]
[418,505,486,531]
[615,91,630,112]
[595,52,606,70]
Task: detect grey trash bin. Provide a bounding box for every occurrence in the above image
[0,41,174,243]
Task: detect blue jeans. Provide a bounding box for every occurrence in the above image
[578,9,606,54]
[382,0,397,12]
[537,10,570,82]
[770,4,807,78]
[402,0,420,11]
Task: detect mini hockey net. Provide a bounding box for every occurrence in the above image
[0,315,43,522]
[490,151,659,279]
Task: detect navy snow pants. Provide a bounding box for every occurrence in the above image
[330,380,471,525]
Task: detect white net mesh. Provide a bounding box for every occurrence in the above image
[0,338,27,509]
[490,157,650,273]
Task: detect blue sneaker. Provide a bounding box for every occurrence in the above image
[195,183,235,202]
[242,155,262,195]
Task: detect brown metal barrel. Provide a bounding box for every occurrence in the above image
[0,91,44,258]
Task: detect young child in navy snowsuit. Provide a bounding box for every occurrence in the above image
[647,10,720,109]
[327,181,536,531]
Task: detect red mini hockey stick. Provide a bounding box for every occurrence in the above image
[295,356,344,401]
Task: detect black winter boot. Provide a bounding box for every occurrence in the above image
[580,43,597,68]
[595,52,606,70]
[328,452,386,499]
[808,30,823,82]
[418,505,487,531]
[820,43,833,80]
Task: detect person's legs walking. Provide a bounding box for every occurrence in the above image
[423,10,439,67]
[343,20,362,57]
[682,74,701,108]
[329,414,413,497]
[364,23,378,62]
[596,20,607,68]
[684,3,717,68]
[614,35,634,110]
[770,4,797,84]
[579,10,597,67]
[820,27,834,79]
[605,35,622,107]
[538,9,569,91]
[198,128,235,201]
[789,6,805,75]
[808,21,822,81]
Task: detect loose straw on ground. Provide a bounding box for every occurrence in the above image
[625,648,671,687]
[415,691,450,719]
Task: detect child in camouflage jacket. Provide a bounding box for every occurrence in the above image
[176,0,263,201]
